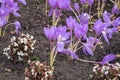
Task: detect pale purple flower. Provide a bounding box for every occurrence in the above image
[93,19,106,35]
[74,2,79,11]
[112,17,120,27]
[44,26,57,41]
[102,27,118,44]
[100,54,116,65]
[112,4,119,14]
[48,0,58,8]
[80,0,87,4]
[74,23,88,38]
[58,0,70,10]
[0,7,9,16]
[66,16,76,30]
[56,26,71,52]
[79,13,90,24]
[82,37,98,56]
[14,21,21,34]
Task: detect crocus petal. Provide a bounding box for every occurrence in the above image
[102,31,109,44]
[84,44,94,56]
[112,4,120,14]
[13,12,21,17]
[57,42,64,52]
[14,21,21,34]
[18,0,26,5]
[74,2,79,11]
[70,51,79,59]
[100,54,116,65]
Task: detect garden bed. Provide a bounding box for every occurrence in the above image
[0,0,120,80]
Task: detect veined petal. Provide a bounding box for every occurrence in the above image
[100,54,116,65]
[102,31,109,44]
[57,42,64,52]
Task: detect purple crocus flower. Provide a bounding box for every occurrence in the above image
[14,21,21,34]
[82,37,98,56]
[56,26,71,52]
[103,11,112,26]
[100,54,116,65]
[0,17,8,28]
[0,7,9,16]
[93,19,106,35]
[74,23,88,38]
[58,0,70,10]
[48,0,58,8]
[74,2,80,12]
[103,11,120,28]
[79,13,90,25]
[80,0,87,4]
[66,16,76,30]
[102,27,118,44]
[112,17,120,27]
[44,26,57,41]
[112,4,119,14]
[87,0,94,6]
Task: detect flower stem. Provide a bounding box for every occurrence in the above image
[69,6,80,22]
[78,58,100,64]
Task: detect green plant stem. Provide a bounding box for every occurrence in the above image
[78,58,100,64]
[52,9,56,26]
[2,23,14,37]
[98,0,101,18]
[93,35,102,51]
[0,28,2,37]
[89,6,92,15]
[101,0,105,15]
[69,6,80,22]
[45,0,48,15]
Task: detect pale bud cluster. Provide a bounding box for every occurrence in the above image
[24,61,53,80]
[93,63,120,79]
[3,33,36,62]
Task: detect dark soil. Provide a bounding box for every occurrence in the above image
[0,0,120,80]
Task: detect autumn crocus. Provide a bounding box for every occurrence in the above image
[66,16,76,30]
[82,37,98,56]
[44,26,57,41]
[79,13,90,25]
[56,26,71,52]
[74,23,88,38]
[112,4,120,14]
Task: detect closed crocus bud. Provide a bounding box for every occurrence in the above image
[74,2,79,11]
[0,17,8,28]
[112,4,120,14]
[48,0,58,8]
[58,0,70,10]
[14,21,21,34]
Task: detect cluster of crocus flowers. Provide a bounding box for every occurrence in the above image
[0,0,26,36]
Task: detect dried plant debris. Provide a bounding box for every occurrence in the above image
[3,33,36,62]
[93,63,120,80]
[24,61,53,80]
